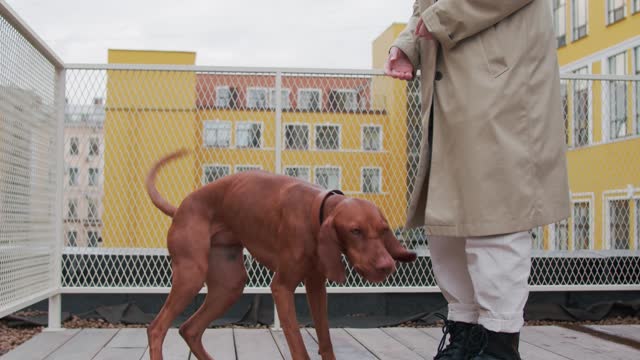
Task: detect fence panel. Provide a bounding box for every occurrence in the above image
[61,64,640,293]
[0,1,64,318]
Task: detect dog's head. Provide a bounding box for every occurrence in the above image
[317,198,417,284]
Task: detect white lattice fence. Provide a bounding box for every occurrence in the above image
[0,1,64,319]
[59,65,640,293]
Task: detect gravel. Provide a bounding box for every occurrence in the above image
[1,310,638,356]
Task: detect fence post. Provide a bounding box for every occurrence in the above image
[47,67,66,331]
[272,71,283,331]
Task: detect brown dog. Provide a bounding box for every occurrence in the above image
[145,150,417,360]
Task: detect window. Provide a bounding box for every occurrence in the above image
[67,231,78,247]
[609,199,630,249]
[284,167,310,182]
[607,0,626,24]
[328,89,358,112]
[362,168,381,193]
[203,165,230,184]
[285,124,309,150]
[87,198,99,220]
[530,227,543,250]
[298,89,322,111]
[554,219,569,250]
[88,168,99,187]
[572,0,587,40]
[573,201,591,250]
[89,138,99,156]
[235,165,261,173]
[68,167,79,186]
[216,86,238,108]
[635,0,640,13]
[363,126,382,151]
[203,121,231,148]
[69,137,79,155]
[553,0,566,47]
[572,66,590,146]
[560,80,569,145]
[270,89,291,110]
[88,231,100,247]
[247,88,269,109]
[637,199,640,247]
[67,199,78,220]
[315,167,340,190]
[315,125,340,150]
[608,52,628,140]
[236,122,262,148]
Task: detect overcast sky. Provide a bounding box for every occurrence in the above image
[6,0,414,69]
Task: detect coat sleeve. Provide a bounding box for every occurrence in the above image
[390,1,421,69]
[422,0,535,50]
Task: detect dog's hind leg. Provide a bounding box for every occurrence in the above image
[147,225,210,360]
[179,245,247,360]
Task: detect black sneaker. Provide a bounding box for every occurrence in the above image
[466,325,522,360]
[433,314,475,360]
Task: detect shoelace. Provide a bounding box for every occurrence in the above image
[434,314,466,359]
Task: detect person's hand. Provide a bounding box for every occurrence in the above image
[384,47,414,81]
[415,17,433,40]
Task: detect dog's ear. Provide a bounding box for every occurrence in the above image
[317,216,347,284]
[383,231,417,262]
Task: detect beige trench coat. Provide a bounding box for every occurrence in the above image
[393,0,571,237]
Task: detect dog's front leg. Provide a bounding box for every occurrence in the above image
[271,272,310,360]
[305,273,336,360]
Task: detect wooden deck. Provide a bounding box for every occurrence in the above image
[2,325,640,360]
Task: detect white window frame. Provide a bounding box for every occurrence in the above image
[362,125,383,151]
[284,123,310,150]
[314,166,341,190]
[203,120,232,148]
[603,189,637,250]
[88,137,100,157]
[236,121,263,149]
[234,165,262,173]
[297,88,322,111]
[269,88,291,110]
[549,219,570,251]
[530,226,544,251]
[67,230,78,247]
[216,86,232,108]
[635,0,640,13]
[605,0,626,25]
[87,231,101,247]
[572,197,594,251]
[314,124,342,151]
[571,0,588,41]
[88,168,99,187]
[68,167,79,187]
[69,136,79,156]
[247,87,270,109]
[202,164,231,185]
[87,197,99,220]
[604,51,629,141]
[329,89,358,112]
[571,65,593,147]
[284,166,311,182]
[67,198,79,220]
[634,46,640,135]
[553,0,567,47]
[361,167,382,194]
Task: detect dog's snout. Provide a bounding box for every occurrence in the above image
[375,256,395,274]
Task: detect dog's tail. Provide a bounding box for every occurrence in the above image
[145,149,189,218]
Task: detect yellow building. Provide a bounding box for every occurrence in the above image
[102,50,410,248]
[373,2,640,252]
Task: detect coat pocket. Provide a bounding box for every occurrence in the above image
[479,24,509,78]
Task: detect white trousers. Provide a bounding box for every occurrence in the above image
[428,231,532,333]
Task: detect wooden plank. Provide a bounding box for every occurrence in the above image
[345,328,424,360]
[45,329,118,360]
[140,329,190,360]
[202,329,236,360]
[271,329,321,360]
[1,329,80,360]
[234,328,283,360]
[307,328,377,360]
[419,327,445,341]
[585,325,640,343]
[92,347,146,360]
[382,327,437,358]
[107,329,149,348]
[521,326,640,360]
